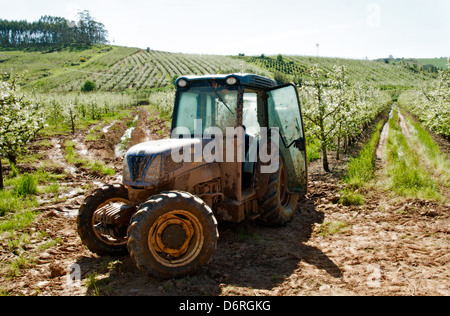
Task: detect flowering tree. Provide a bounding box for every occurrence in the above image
[299,65,348,172]
[299,65,390,172]
[399,70,450,139]
[421,70,450,138]
[0,74,45,189]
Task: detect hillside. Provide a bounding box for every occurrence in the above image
[0,46,139,91]
[243,55,440,89]
[0,46,269,92]
[0,45,438,93]
[415,57,449,69]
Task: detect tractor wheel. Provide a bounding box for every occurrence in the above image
[127,191,219,280]
[259,158,298,227]
[77,184,134,256]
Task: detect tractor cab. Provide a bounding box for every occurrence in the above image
[171,74,308,213]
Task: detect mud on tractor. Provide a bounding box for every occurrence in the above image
[77,74,308,279]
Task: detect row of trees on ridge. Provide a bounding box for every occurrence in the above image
[0,10,108,48]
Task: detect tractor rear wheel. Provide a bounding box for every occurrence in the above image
[127,191,219,280]
[259,158,298,227]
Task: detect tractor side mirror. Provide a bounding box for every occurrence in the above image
[293,137,306,152]
[271,128,306,152]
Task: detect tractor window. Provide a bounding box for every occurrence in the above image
[267,84,307,193]
[242,93,260,138]
[173,86,238,136]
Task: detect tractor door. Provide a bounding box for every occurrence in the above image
[267,84,308,194]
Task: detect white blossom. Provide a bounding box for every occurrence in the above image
[0,76,45,163]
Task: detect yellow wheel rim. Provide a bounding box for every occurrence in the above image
[148,210,204,267]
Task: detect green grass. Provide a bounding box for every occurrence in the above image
[90,161,116,176]
[14,174,38,196]
[385,109,440,200]
[343,121,385,189]
[0,210,37,232]
[85,273,100,296]
[0,173,41,219]
[63,140,78,164]
[415,58,449,69]
[339,189,365,206]
[85,130,102,142]
[338,120,385,206]
[306,137,321,162]
[5,255,36,278]
[63,140,115,176]
[0,190,31,217]
[317,220,349,237]
[405,116,450,186]
[0,168,65,229]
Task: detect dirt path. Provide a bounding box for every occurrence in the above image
[3,165,447,296]
[0,107,448,296]
[376,109,392,163]
[398,109,412,139]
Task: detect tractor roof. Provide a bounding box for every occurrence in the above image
[176,73,277,90]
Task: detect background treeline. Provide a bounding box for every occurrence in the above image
[0,10,108,49]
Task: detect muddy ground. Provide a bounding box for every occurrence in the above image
[0,107,448,296]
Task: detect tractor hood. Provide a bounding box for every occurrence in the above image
[123,138,202,187]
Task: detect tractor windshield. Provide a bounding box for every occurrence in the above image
[173,84,238,137]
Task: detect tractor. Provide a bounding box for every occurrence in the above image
[77,74,308,279]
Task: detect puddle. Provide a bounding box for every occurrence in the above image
[397,110,411,139]
[103,124,113,133]
[114,127,135,157]
[59,188,84,200]
[114,115,139,158]
[377,122,390,160]
[74,135,89,157]
[376,109,392,161]
[50,139,77,175]
[55,207,79,218]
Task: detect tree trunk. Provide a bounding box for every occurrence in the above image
[7,153,17,166]
[322,144,330,172]
[69,107,76,134]
[344,135,348,154]
[336,135,341,161]
[0,158,3,190]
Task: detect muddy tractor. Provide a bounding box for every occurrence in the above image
[77,74,308,279]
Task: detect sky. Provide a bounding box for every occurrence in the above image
[1,0,449,59]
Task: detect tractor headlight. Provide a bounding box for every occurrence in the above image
[177,79,188,88]
[226,76,239,86]
[123,159,131,182]
[144,155,162,183]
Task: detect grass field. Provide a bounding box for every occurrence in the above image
[415,57,449,69]
[1,45,440,94]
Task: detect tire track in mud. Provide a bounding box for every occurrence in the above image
[395,107,450,200]
[37,137,107,218]
[375,109,392,170]
[397,109,412,140]
[49,138,77,175]
[36,114,136,218]
[0,108,151,296]
[44,106,167,218]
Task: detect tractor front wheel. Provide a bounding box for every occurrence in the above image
[127,191,219,280]
[77,184,134,256]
